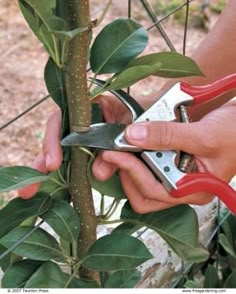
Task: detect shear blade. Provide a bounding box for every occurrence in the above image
[61,123,126,150]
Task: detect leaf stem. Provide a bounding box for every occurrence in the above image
[100,219,122,225]
[64,260,83,288]
[57,168,67,186]
[100,194,105,217]
[52,35,62,68]
[104,200,120,220]
[50,177,68,188]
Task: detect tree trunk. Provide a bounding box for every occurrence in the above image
[65,0,97,278]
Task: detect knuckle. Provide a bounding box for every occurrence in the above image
[194,127,218,156]
[157,122,175,149]
[130,202,147,214]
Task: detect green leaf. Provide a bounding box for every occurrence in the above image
[2,260,42,288]
[44,59,69,137]
[127,52,204,78]
[0,192,52,238]
[224,268,236,288]
[220,212,236,250]
[113,221,142,235]
[184,280,203,288]
[24,261,99,288]
[92,103,103,124]
[204,264,219,288]
[41,200,80,243]
[56,0,69,23]
[44,58,66,110]
[0,166,50,192]
[106,64,162,90]
[18,0,57,60]
[101,269,141,288]
[219,233,236,259]
[90,18,148,74]
[118,202,208,262]
[82,234,152,271]
[0,245,20,273]
[38,163,69,200]
[0,227,65,262]
[87,157,126,199]
[38,177,69,201]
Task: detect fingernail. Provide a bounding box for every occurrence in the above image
[46,154,51,169]
[126,124,148,140]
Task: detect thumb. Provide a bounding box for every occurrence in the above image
[125,121,206,155]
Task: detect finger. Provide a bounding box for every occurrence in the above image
[92,152,118,181]
[119,170,176,213]
[18,153,47,199]
[96,95,116,123]
[102,151,176,203]
[43,110,63,171]
[125,121,214,156]
[95,95,130,123]
[102,151,214,206]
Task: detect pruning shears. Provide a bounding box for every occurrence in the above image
[62,74,236,214]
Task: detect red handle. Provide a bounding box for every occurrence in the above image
[180,73,236,105]
[170,173,236,214]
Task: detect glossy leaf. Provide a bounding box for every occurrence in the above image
[127,52,203,78]
[118,202,208,262]
[41,200,80,243]
[184,280,202,288]
[0,227,65,262]
[24,261,99,288]
[38,164,69,200]
[101,269,141,288]
[44,58,66,111]
[106,64,161,90]
[220,212,236,250]
[82,234,152,271]
[18,0,57,59]
[219,233,236,259]
[224,268,236,288]
[56,0,69,23]
[203,264,219,288]
[2,260,42,288]
[0,166,49,192]
[44,59,69,137]
[90,18,148,74]
[38,179,69,201]
[113,221,142,235]
[0,245,17,273]
[0,192,52,238]
[87,157,126,199]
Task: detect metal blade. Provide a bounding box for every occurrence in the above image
[61,123,126,150]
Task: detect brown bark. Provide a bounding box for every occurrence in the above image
[65,0,97,278]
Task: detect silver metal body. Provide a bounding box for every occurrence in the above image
[141,151,185,190]
[114,83,193,151]
[114,83,193,190]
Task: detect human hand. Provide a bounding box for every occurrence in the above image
[19,110,63,198]
[19,95,127,198]
[93,100,236,213]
